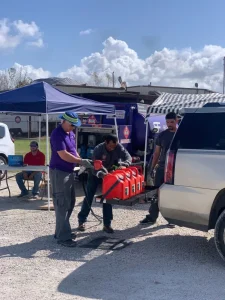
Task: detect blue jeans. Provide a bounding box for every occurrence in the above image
[78,173,113,227]
[16,171,42,195]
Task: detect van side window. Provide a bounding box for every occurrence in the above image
[171,113,225,150]
[0,126,5,139]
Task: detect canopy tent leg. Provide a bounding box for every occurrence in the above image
[143,117,149,178]
[38,115,41,148]
[114,116,119,139]
[46,113,50,212]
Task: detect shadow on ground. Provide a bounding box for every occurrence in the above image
[57,234,224,300]
[0,218,224,300]
[0,224,166,260]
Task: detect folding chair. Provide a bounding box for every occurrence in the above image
[24,172,46,200]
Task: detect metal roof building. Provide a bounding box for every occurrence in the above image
[127,85,214,95]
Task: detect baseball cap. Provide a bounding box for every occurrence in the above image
[30,141,38,147]
[59,111,81,127]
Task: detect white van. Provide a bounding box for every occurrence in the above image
[159,103,225,261]
[0,122,15,178]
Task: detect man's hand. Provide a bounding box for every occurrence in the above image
[23,172,28,180]
[150,169,155,179]
[118,166,126,170]
[80,159,93,169]
[118,161,130,168]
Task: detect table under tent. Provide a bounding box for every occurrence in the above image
[0,82,116,210]
[143,92,225,173]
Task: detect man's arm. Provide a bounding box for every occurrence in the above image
[92,145,102,161]
[151,133,162,170]
[57,150,82,164]
[151,145,161,170]
[118,144,132,165]
[41,153,45,166]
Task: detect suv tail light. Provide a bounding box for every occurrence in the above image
[11,137,15,143]
[164,150,175,184]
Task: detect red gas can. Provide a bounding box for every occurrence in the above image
[127,166,142,195]
[94,160,103,170]
[134,166,145,192]
[113,169,136,197]
[102,172,130,200]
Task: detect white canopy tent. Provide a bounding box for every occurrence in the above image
[143,92,225,176]
[147,92,225,114]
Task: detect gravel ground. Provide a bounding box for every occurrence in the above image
[0,179,225,300]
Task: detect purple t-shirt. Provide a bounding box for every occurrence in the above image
[50,125,78,172]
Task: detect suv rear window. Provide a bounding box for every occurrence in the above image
[171,113,225,150]
[0,126,5,139]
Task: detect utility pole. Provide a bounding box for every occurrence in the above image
[112,72,115,88]
[223,57,225,94]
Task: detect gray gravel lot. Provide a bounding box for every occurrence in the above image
[0,179,225,300]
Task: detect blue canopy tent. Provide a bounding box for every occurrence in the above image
[0,81,115,114]
[0,82,116,209]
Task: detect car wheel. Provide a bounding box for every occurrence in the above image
[214,209,225,261]
[0,155,7,180]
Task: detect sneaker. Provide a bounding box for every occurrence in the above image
[31,194,39,200]
[103,226,114,234]
[139,216,156,225]
[17,192,29,198]
[78,223,85,232]
[57,239,77,247]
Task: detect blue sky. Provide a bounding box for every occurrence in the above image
[1,0,225,91]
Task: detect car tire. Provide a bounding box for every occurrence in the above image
[214,209,225,261]
[0,155,7,180]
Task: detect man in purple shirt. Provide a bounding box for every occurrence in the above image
[50,111,92,247]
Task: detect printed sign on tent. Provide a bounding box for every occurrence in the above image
[106,110,125,119]
[119,125,132,144]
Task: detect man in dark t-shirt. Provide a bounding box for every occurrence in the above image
[140,112,177,225]
[78,134,132,234]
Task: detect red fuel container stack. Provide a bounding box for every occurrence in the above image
[127,166,142,195]
[102,172,130,200]
[133,166,145,192]
[113,169,136,197]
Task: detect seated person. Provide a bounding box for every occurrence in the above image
[16,141,45,198]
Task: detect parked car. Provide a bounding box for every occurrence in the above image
[159,103,225,261]
[0,122,15,179]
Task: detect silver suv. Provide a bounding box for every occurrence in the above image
[159,103,225,261]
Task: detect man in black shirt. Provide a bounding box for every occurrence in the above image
[78,134,132,233]
[140,112,177,225]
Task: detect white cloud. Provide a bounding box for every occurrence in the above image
[0,19,20,49]
[13,20,39,37]
[0,63,51,90]
[0,18,44,49]
[58,37,225,92]
[12,63,51,79]
[27,38,44,48]
[2,37,225,92]
[79,29,94,36]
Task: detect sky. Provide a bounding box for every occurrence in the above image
[1,0,225,91]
